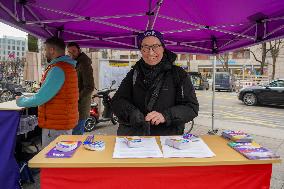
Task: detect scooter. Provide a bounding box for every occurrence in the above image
[84,80,118,132]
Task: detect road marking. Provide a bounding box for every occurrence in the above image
[198,109,283,128]
[198,113,280,128]
[200,104,284,116]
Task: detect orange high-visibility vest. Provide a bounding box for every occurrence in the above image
[38,62,79,130]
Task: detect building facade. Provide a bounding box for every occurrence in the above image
[0,36,27,61]
[81,43,284,90]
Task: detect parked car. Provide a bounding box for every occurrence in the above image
[215,72,236,92]
[238,79,284,106]
[188,72,209,90]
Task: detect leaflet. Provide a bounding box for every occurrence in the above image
[112,137,163,158]
[160,136,215,158]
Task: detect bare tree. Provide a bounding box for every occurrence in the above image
[217,52,229,72]
[269,39,284,80]
[185,54,191,72]
[250,43,270,75]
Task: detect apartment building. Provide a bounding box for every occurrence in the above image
[0,36,27,61]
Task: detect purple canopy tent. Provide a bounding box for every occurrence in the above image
[1,0,284,53]
[0,1,284,187]
[1,0,284,130]
[0,0,284,132]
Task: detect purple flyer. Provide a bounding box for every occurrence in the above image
[46,141,82,158]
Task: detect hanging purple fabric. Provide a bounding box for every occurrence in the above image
[0,110,20,189]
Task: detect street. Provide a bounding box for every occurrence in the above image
[91,90,284,135]
[196,90,284,129]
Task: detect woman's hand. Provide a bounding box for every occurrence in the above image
[145,111,165,125]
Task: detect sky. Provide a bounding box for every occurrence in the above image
[0,22,27,38]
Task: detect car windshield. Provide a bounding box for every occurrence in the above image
[268,80,284,87]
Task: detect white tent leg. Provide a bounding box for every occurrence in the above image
[208,55,218,135]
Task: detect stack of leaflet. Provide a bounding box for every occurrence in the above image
[222,130,253,143]
[228,142,280,160]
[46,141,82,158]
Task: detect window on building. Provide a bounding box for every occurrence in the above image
[244,49,250,59]
[232,49,250,59]
[22,41,25,46]
[196,55,209,60]
[17,41,20,45]
[120,55,129,59]
[8,40,10,44]
[180,54,194,60]
[22,47,25,51]
[130,54,138,59]
[12,46,15,50]
[22,52,24,56]
[17,47,19,50]
[180,54,187,60]
[17,52,19,56]
[8,51,10,54]
[8,46,10,50]
[209,56,215,60]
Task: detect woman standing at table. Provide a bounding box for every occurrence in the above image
[112,30,199,136]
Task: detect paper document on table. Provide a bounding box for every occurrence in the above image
[113,137,163,158]
[160,136,216,158]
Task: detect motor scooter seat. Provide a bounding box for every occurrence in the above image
[91,102,98,107]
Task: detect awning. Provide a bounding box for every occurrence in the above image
[0,0,283,54]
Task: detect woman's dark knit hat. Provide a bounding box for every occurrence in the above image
[137,30,165,49]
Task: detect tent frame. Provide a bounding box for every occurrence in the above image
[1,0,284,134]
[1,1,283,53]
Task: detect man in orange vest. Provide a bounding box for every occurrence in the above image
[16,37,79,148]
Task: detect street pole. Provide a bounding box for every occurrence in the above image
[208,55,218,135]
[242,65,245,80]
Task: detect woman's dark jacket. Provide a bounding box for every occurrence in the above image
[112,49,199,136]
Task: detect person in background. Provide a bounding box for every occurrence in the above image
[112,30,199,136]
[16,37,79,147]
[67,42,95,135]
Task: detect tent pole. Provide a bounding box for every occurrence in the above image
[208,55,218,135]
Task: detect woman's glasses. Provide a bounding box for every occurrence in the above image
[141,44,162,53]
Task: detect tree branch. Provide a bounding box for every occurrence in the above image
[249,50,262,63]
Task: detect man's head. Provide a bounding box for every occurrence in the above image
[138,30,165,66]
[67,42,81,59]
[44,37,66,63]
